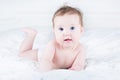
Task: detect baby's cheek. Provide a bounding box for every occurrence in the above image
[55,34,62,40]
[73,34,80,41]
[56,37,63,44]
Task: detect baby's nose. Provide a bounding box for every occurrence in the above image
[63,30,71,36]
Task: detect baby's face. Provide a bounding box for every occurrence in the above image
[53,14,83,48]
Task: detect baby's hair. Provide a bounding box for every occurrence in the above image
[52,5,83,27]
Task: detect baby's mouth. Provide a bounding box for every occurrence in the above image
[64,38,72,42]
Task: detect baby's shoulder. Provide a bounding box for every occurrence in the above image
[46,40,56,47]
[44,40,56,52]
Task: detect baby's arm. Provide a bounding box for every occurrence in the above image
[69,46,85,71]
[39,41,55,61]
[37,40,56,72]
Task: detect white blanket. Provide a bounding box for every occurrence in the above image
[0,28,120,80]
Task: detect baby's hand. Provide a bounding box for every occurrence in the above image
[68,65,84,71]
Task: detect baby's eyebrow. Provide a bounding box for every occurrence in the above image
[56,25,64,27]
[70,24,74,25]
[70,24,76,26]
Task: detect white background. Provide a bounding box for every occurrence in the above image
[0,0,120,32]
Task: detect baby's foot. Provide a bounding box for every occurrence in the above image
[22,27,38,37]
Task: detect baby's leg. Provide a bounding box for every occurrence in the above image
[19,28,38,61]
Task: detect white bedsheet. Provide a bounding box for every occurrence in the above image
[0,28,120,80]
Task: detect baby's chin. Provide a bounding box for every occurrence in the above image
[63,45,73,48]
[61,41,79,49]
[62,42,74,48]
[56,40,74,48]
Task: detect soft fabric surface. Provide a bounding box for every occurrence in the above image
[0,28,120,80]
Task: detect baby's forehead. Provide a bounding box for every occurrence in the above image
[54,14,80,25]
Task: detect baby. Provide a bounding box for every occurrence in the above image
[19,6,85,72]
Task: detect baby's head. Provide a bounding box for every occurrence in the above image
[52,6,84,48]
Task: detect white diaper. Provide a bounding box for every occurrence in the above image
[37,45,46,61]
[33,31,53,61]
[33,33,48,61]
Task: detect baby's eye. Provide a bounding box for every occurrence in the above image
[70,26,75,30]
[59,27,64,31]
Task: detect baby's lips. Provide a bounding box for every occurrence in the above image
[64,39,72,41]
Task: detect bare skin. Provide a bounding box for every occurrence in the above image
[19,27,85,72]
[19,14,85,72]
